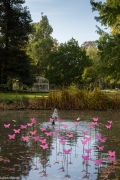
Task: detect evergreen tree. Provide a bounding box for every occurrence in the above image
[0,0,34,86]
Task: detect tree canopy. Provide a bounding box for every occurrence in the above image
[0,0,34,86]
[43,38,92,86]
[90,0,120,88]
[26,15,57,75]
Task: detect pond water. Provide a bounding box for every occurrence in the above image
[0,110,120,180]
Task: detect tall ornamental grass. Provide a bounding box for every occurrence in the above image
[0,89,120,110]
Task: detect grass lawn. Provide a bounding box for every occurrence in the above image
[0,92,49,100]
[0,89,120,100]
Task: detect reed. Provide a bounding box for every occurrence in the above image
[0,89,120,110]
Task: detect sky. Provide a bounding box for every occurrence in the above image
[24,0,106,46]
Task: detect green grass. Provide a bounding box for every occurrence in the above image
[0,90,120,100]
[0,92,49,100]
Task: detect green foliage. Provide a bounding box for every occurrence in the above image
[96,33,120,82]
[67,83,79,93]
[44,38,92,86]
[82,66,98,84]
[1,90,120,110]
[90,0,120,87]
[90,0,120,28]
[26,15,57,75]
[0,0,34,85]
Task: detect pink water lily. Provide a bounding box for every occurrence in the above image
[62,124,68,129]
[66,134,73,138]
[40,143,48,149]
[20,125,27,129]
[92,122,98,126]
[100,137,106,142]
[82,155,90,161]
[82,131,88,135]
[93,117,99,121]
[60,140,66,145]
[95,134,102,140]
[108,156,116,162]
[54,130,60,134]
[88,124,94,129]
[81,139,88,145]
[108,151,116,157]
[45,131,52,136]
[39,138,46,144]
[105,124,111,129]
[59,136,65,141]
[93,159,102,165]
[40,127,46,131]
[85,136,91,142]
[4,124,10,128]
[27,123,33,127]
[84,148,92,153]
[50,118,54,122]
[32,136,39,141]
[13,129,21,133]
[22,136,29,142]
[97,145,104,151]
[108,120,113,124]
[63,148,72,154]
[30,117,37,124]
[30,130,37,135]
[58,119,63,123]
[8,134,15,139]
[74,122,79,126]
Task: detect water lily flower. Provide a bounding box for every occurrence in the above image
[93,117,99,121]
[30,117,37,124]
[108,151,116,157]
[4,124,10,128]
[108,156,116,162]
[74,122,79,126]
[8,134,16,139]
[45,131,52,136]
[108,120,113,124]
[40,127,46,131]
[93,159,102,165]
[39,138,46,144]
[22,136,29,142]
[32,136,39,141]
[30,130,37,135]
[82,131,88,136]
[40,143,48,149]
[66,134,73,138]
[97,145,104,151]
[13,129,21,133]
[82,155,90,161]
[105,124,111,129]
[63,148,72,154]
[20,125,27,129]
[84,148,92,154]
[27,123,33,126]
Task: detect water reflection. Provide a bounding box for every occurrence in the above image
[0,110,120,180]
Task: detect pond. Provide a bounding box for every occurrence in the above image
[0,109,120,180]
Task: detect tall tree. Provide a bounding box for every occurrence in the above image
[90,0,120,87]
[90,0,120,33]
[43,38,92,86]
[0,0,34,85]
[26,14,57,75]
